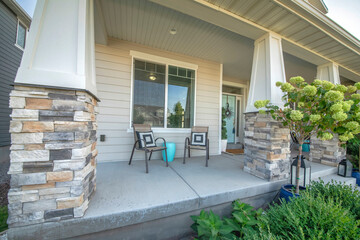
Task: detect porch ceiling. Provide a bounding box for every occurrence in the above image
[95,0,255,80]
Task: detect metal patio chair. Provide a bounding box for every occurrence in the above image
[183,126,210,167]
[129,124,168,173]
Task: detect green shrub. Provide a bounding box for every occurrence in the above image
[191,201,262,240]
[0,206,8,232]
[258,192,360,240]
[191,210,235,240]
[347,134,360,158]
[309,179,360,220]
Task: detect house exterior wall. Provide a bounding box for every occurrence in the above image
[95,39,221,162]
[283,53,317,83]
[0,1,24,147]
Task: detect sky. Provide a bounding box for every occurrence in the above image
[15,0,360,40]
[16,0,36,18]
[324,0,360,40]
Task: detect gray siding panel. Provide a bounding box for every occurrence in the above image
[0,1,24,146]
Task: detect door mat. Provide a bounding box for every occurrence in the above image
[225,149,244,155]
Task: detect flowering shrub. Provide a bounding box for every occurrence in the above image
[254,76,360,192]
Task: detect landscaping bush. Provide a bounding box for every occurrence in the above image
[257,192,360,240]
[191,201,262,239]
[308,179,360,220]
[0,206,8,232]
[191,181,360,239]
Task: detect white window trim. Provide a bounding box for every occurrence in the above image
[129,51,198,131]
[14,18,28,51]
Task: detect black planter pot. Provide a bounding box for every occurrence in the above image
[280,184,306,202]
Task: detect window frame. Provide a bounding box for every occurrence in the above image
[129,51,198,133]
[15,19,27,50]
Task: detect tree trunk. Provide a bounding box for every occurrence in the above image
[296,142,303,194]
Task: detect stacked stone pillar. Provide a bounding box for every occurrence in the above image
[7,85,98,227]
[310,135,345,166]
[244,112,291,181]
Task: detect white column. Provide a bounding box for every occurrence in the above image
[316,62,340,84]
[246,32,286,112]
[15,0,97,95]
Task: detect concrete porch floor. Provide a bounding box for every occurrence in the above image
[9,154,348,240]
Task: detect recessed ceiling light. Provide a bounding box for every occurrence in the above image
[169,28,177,35]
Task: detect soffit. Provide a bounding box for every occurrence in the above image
[204,0,360,79]
[97,0,255,80]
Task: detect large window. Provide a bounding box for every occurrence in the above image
[132,59,195,128]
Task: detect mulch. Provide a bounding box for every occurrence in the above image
[0,183,9,207]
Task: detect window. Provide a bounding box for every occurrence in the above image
[16,21,26,49]
[132,59,195,128]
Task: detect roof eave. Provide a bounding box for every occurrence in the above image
[3,0,31,28]
[275,0,360,53]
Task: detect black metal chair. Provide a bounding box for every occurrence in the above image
[129,124,168,173]
[183,126,210,167]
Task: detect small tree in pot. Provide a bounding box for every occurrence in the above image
[255,76,360,193]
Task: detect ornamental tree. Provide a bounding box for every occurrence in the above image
[254,76,360,193]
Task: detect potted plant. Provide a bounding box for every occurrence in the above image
[346,135,360,186]
[221,107,228,152]
[255,77,360,195]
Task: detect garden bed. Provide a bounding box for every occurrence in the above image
[191,180,360,239]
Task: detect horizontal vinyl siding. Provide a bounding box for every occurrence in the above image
[95,39,221,162]
[0,1,24,146]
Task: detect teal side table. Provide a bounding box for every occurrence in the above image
[162,142,176,162]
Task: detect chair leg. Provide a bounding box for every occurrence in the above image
[205,140,209,167]
[188,147,190,158]
[183,146,186,164]
[129,143,136,165]
[207,140,210,160]
[145,151,149,173]
[165,148,169,167]
[149,151,152,161]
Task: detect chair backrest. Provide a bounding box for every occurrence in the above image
[133,124,152,149]
[290,131,298,144]
[191,126,209,143]
[191,126,208,133]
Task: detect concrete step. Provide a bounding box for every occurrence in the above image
[313,174,356,186]
[311,165,337,180]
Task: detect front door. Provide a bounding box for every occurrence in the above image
[222,94,236,143]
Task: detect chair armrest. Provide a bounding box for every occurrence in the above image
[184,137,190,147]
[135,139,148,150]
[155,137,166,147]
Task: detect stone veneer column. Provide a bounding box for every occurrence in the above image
[7,85,98,227]
[244,112,291,181]
[310,135,345,166]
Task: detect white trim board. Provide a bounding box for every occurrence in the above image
[130,50,198,70]
[222,81,248,89]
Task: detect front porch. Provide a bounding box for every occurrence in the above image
[8,154,351,240]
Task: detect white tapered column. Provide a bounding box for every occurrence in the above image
[246,32,286,113]
[317,62,340,84]
[244,33,290,181]
[15,0,97,95]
